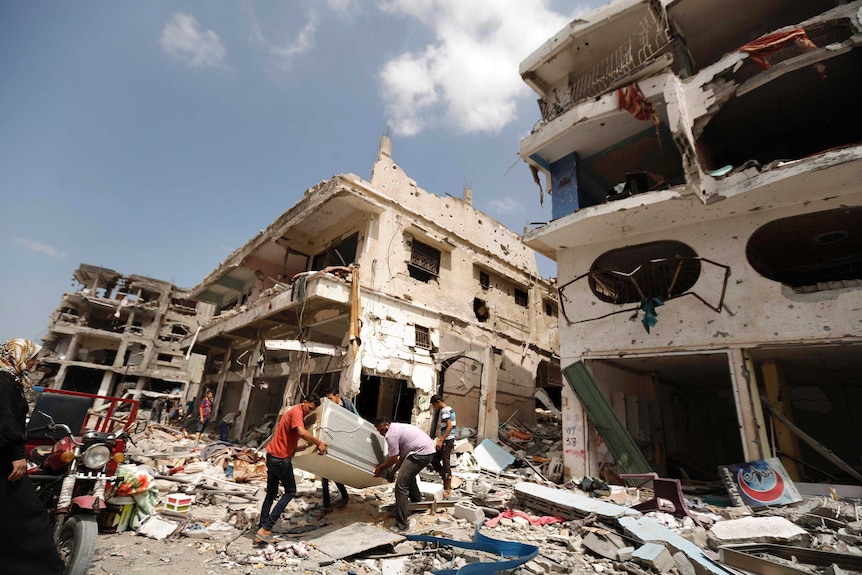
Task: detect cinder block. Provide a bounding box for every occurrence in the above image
[453,500,485,523]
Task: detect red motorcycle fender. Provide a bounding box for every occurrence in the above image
[70,495,106,513]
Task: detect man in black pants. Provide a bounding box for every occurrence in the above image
[373,418,436,532]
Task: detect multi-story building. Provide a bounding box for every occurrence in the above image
[519,0,862,483]
[36,264,214,405]
[184,137,560,440]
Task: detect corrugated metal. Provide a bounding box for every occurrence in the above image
[292,398,389,488]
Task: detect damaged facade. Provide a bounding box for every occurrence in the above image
[35,264,214,403]
[519,1,862,484]
[184,136,560,442]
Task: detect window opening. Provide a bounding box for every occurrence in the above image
[557,241,730,325]
[312,232,359,271]
[514,288,529,307]
[473,298,490,322]
[479,271,490,289]
[415,325,431,350]
[747,207,862,291]
[408,240,441,282]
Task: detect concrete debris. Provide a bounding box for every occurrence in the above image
[707,516,812,548]
[632,542,675,573]
[87,417,862,575]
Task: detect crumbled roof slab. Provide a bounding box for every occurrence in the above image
[708,516,812,548]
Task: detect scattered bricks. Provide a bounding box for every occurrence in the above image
[617,546,635,561]
[632,542,675,573]
[453,500,485,524]
[673,551,697,575]
[524,560,546,575]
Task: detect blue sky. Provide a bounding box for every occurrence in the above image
[0,0,604,343]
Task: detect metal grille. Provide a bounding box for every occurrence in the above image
[538,5,670,121]
[414,325,431,350]
[409,241,440,276]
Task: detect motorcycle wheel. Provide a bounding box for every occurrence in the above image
[56,514,98,575]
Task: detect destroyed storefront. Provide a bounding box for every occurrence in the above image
[184,138,559,443]
[518,0,862,486]
[34,263,214,408]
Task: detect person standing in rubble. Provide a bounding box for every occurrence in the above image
[195,389,213,442]
[218,409,241,442]
[151,396,164,426]
[373,418,436,532]
[0,339,65,575]
[320,390,357,509]
[255,393,327,545]
[430,394,456,498]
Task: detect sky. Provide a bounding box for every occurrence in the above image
[0,0,606,344]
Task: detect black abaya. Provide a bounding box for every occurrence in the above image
[0,372,65,575]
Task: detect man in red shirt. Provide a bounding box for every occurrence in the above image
[255,394,327,544]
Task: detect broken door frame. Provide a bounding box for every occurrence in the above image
[564,348,767,479]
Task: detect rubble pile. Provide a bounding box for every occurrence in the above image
[89,421,862,575]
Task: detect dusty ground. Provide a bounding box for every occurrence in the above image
[87,482,461,575]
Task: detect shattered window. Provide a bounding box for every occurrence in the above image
[311,232,359,271]
[589,241,701,304]
[408,240,440,282]
[514,288,529,307]
[747,207,862,291]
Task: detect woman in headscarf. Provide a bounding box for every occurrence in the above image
[0,339,65,575]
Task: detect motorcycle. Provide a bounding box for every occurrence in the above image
[26,389,137,575]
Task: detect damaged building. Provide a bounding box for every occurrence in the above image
[518,1,862,484]
[183,136,560,442]
[35,263,214,404]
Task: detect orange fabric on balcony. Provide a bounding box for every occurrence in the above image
[740,29,817,69]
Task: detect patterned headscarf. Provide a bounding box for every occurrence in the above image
[0,338,42,388]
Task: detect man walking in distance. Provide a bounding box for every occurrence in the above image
[195,390,213,442]
[321,390,358,509]
[255,394,327,544]
[373,418,436,532]
[430,394,456,498]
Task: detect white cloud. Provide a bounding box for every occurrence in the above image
[488,197,521,215]
[160,13,228,69]
[12,238,66,259]
[379,0,570,136]
[269,17,317,69]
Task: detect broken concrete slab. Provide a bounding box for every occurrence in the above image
[618,515,732,575]
[632,542,675,573]
[305,523,404,559]
[583,532,626,560]
[473,439,516,472]
[708,516,811,549]
[516,482,641,520]
[674,551,698,575]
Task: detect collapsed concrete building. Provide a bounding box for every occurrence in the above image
[36,264,214,403]
[518,0,862,483]
[183,137,560,441]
